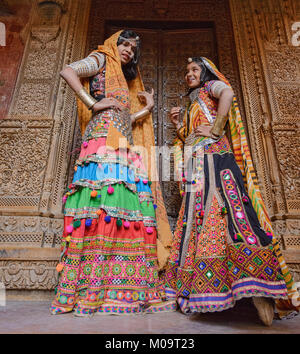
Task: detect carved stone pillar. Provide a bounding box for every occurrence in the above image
[0,0,91,297]
[230,0,300,280]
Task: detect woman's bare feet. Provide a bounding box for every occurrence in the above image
[252,297,274,326]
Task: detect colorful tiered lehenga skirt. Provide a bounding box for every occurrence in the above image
[164,135,289,313]
[50,109,175,315]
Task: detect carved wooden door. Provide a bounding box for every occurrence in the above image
[108,26,218,228]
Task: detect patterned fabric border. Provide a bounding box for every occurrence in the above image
[76,155,148,179]
[64,205,156,226]
[204,135,233,155]
[74,178,137,194]
[186,277,288,313]
[220,169,261,247]
[138,192,154,204]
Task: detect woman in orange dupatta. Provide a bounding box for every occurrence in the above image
[50,30,174,316]
[165,57,299,326]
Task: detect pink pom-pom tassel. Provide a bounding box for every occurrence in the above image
[66,225,73,234]
[107,186,114,195]
[146,227,153,234]
[124,221,130,229]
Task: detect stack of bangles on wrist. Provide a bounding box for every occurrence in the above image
[210,113,228,139]
[131,107,150,123]
[76,88,97,110]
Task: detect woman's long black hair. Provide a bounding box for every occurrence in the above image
[187,57,219,95]
[117,30,141,81]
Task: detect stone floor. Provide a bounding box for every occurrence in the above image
[0,298,300,334]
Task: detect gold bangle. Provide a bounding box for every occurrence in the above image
[76,88,97,110]
[211,114,228,137]
[131,107,150,123]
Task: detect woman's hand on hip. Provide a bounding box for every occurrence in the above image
[92,97,125,113]
[194,125,213,137]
